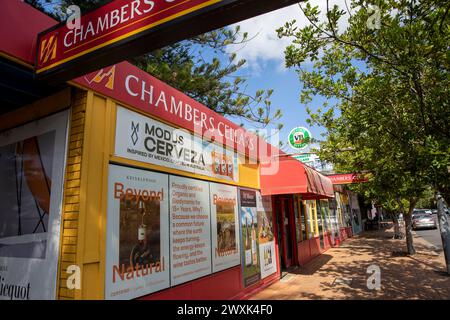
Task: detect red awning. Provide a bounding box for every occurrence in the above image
[260,156,334,198]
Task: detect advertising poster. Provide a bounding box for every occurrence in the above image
[115,106,238,182]
[210,183,240,273]
[256,194,277,279]
[0,111,68,300]
[239,189,261,287]
[169,176,211,286]
[105,165,170,300]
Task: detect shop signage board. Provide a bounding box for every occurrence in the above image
[288,127,312,150]
[115,106,239,182]
[293,153,315,163]
[256,193,276,279]
[210,183,240,273]
[169,175,211,286]
[75,63,261,159]
[328,173,369,185]
[105,165,170,300]
[239,188,261,287]
[35,0,301,83]
[36,0,224,80]
[0,111,68,300]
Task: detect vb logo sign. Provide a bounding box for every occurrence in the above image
[288,127,312,150]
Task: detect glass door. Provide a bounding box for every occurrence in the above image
[275,197,295,269]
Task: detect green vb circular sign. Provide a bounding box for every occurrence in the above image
[288,127,312,150]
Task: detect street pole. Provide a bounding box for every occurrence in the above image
[436,192,450,275]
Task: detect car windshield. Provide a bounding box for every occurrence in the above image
[413,214,431,219]
[414,209,431,214]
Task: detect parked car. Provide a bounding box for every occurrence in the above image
[412,211,437,230]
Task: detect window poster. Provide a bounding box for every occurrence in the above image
[169,175,211,286]
[0,111,68,300]
[256,193,277,279]
[239,188,261,287]
[210,183,240,273]
[105,165,170,300]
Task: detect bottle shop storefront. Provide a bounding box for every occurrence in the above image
[0,1,349,300]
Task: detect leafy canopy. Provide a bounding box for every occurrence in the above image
[277,0,450,207]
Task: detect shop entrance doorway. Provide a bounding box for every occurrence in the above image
[275,196,297,270]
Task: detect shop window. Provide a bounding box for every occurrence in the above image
[300,200,308,241]
[294,196,308,242]
[306,200,319,238]
[319,200,331,234]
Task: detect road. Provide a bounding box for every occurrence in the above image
[415,227,442,250]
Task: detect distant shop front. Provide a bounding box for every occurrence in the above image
[259,157,352,267]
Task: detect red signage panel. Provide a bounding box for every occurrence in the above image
[327,173,369,185]
[36,0,221,74]
[72,61,280,160]
[34,0,302,83]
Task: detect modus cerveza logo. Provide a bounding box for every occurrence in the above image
[131,121,139,146]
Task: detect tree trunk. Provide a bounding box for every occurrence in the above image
[398,198,417,255]
[404,212,416,255]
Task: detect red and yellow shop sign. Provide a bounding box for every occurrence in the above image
[36,0,222,75]
[327,173,369,185]
[73,62,262,159]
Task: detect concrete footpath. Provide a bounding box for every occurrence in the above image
[251,226,450,299]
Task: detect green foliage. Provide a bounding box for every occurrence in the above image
[26,0,283,129]
[277,0,450,209]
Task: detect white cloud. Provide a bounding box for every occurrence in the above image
[227,0,350,73]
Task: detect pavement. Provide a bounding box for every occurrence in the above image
[250,224,450,300]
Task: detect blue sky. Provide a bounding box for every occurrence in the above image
[217,1,351,153]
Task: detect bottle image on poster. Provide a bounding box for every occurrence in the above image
[239,188,261,288]
[251,217,258,266]
[244,219,252,267]
[210,183,240,273]
[256,192,277,279]
[105,165,170,300]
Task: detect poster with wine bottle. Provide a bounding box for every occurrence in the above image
[239,188,261,287]
[105,164,170,300]
[210,182,240,273]
[256,193,277,279]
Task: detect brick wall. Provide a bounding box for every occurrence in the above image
[57,91,87,299]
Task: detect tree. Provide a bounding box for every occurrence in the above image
[277,0,450,254]
[26,0,283,130]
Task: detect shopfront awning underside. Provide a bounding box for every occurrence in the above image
[260,157,334,198]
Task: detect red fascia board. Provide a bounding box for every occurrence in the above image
[72,61,285,160]
[0,0,57,65]
[327,173,368,185]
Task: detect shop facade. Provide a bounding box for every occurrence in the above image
[0,1,358,300]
